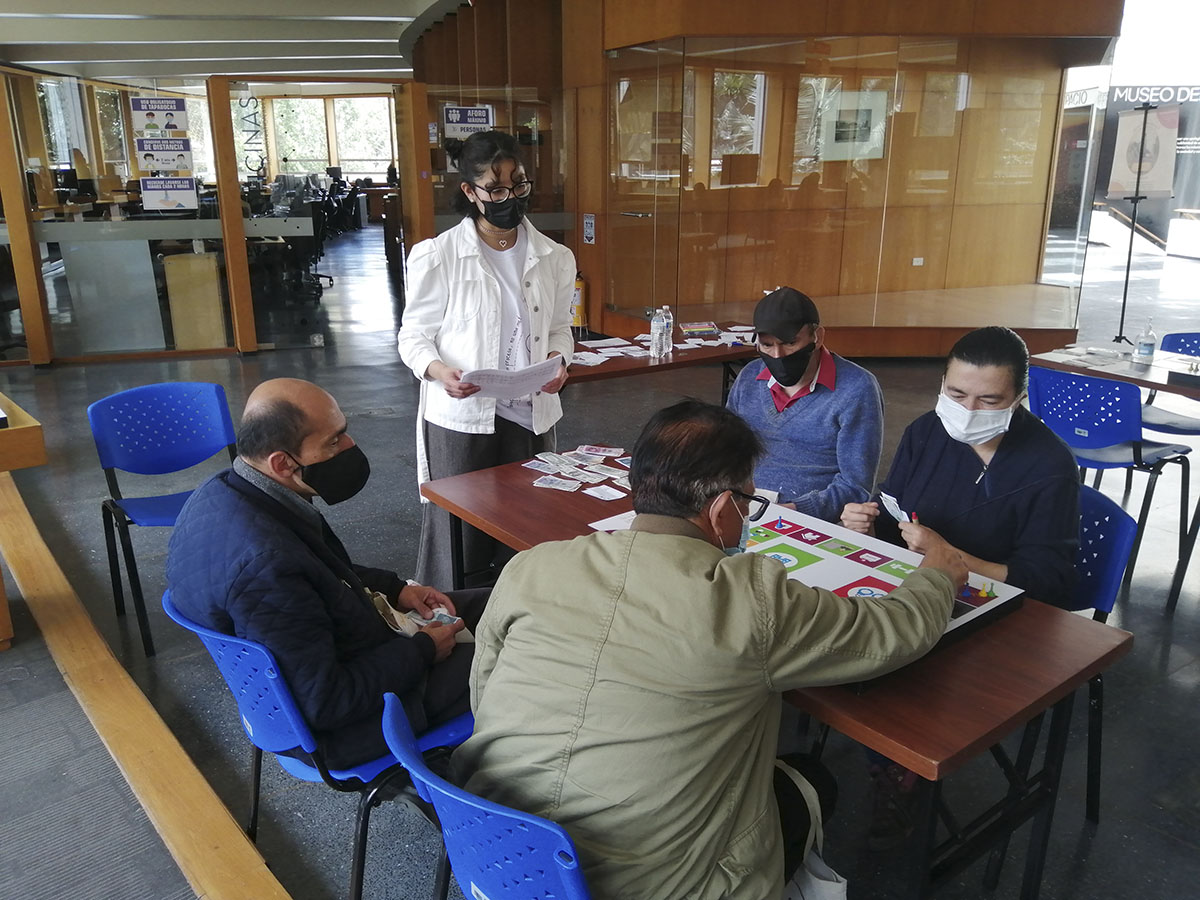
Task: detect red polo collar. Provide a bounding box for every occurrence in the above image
[756,346,837,412]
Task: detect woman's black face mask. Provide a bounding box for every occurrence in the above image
[759,340,817,387]
[479,194,528,230]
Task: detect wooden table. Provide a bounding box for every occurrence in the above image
[1031,348,1200,606]
[0,392,48,650]
[792,601,1131,899]
[568,327,756,403]
[421,457,1133,900]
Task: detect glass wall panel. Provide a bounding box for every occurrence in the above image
[333,97,396,180]
[7,73,233,357]
[608,34,1108,332]
[271,98,329,174]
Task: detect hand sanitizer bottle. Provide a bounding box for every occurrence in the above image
[1133,317,1157,364]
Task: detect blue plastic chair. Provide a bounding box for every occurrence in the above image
[381,693,592,900]
[1027,366,1191,587]
[1142,332,1200,436]
[162,592,474,900]
[87,382,237,655]
[1066,486,1138,822]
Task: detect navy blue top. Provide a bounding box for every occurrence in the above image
[875,406,1080,605]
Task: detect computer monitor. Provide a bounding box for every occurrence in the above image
[325,166,342,180]
[53,167,78,189]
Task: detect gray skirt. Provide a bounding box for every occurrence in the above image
[415,417,552,588]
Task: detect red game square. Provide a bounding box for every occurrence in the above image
[833,576,896,599]
[762,514,804,536]
[792,526,830,545]
[846,548,892,567]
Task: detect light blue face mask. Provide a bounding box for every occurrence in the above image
[724,508,750,556]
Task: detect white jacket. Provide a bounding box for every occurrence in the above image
[398,216,576,489]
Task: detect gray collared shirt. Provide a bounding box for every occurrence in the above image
[233,456,323,538]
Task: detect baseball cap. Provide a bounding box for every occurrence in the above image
[753,286,820,342]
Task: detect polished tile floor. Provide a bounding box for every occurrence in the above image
[0,225,1198,899]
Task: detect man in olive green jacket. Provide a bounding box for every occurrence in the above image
[454,400,965,900]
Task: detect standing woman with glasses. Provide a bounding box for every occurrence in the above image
[399,130,576,587]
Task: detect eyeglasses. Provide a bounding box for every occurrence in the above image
[730,490,770,522]
[470,180,533,203]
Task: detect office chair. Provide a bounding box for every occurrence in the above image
[1027,366,1191,588]
[380,693,592,900]
[1141,331,1200,436]
[162,592,474,900]
[87,382,236,656]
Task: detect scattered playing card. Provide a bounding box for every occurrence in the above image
[587,463,630,479]
[558,466,608,483]
[583,485,627,501]
[533,475,582,492]
[563,449,607,466]
[522,459,558,473]
[536,451,576,467]
[615,456,632,467]
[578,445,623,457]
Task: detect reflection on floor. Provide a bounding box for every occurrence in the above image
[0,223,1198,900]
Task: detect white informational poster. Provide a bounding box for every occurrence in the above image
[1107,105,1179,198]
[443,105,494,139]
[140,177,199,210]
[130,97,188,134]
[135,138,193,172]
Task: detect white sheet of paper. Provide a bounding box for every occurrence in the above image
[571,352,609,366]
[579,337,631,348]
[589,509,637,531]
[462,356,564,400]
[729,325,754,331]
[880,491,910,523]
[584,484,626,501]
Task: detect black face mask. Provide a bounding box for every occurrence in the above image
[293,444,371,505]
[759,341,817,387]
[479,194,528,230]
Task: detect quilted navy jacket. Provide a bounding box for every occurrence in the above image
[166,469,434,766]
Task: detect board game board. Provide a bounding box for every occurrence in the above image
[747,504,1023,639]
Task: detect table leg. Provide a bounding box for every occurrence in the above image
[1020,691,1075,900]
[1166,493,1200,611]
[902,778,940,900]
[0,567,11,651]
[721,361,746,405]
[449,514,465,591]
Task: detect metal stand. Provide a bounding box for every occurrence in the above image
[1114,102,1156,345]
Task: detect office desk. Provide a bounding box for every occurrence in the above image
[421,456,1133,900]
[1031,348,1200,605]
[0,392,48,650]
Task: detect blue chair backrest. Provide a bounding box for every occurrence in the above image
[1067,486,1138,615]
[87,382,236,475]
[162,590,318,755]
[1160,332,1200,357]
[1027,367,1144,449]
[381,694,592,900]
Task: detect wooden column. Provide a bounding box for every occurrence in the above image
[0,75,54,364]
[394,81,436,248]
[205,76,257,353]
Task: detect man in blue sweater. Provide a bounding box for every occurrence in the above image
[726,286,883,523]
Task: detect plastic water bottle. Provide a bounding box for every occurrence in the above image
[661,305,674,346]
[1133,317,1157,364]
[650,308,669,358]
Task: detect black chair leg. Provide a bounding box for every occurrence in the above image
[1124,468,1134,496]
[350,787,387,900]
[1123,468,1160,589]
[247,746,263,841]
[1175,458,1191,561]
[1087,674,1103,823]
[114,517,155,656]
[1092,469,1104,490]
[101,503,125,617]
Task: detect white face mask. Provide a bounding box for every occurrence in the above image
[935,391,1016,445]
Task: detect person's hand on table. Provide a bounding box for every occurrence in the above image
[418,619,465,662]
[540,353,569,394]
[398,582,455,618]
[912,528,969,592]
[427,360,480,399]
[898,518,945,555]
[840,501,879,534]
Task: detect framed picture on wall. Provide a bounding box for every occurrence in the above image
[820,90,889,161]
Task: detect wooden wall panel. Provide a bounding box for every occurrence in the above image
[679,186,730,304]
[827,0,975,36]
[876,205,952,293]
[953,92,1059,206]
[839,207,884,296]
[974,0,1124,37]
[457,6,478,104]
[768,208,846,299]
[509,0,561,100]
[564,1,606,88]
[945,204,1045,288]
[475,0,509,88]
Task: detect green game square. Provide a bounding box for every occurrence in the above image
[749,526,774,542]
[756,542,821,572]
[817,537,861,557]
[879,560,916,578]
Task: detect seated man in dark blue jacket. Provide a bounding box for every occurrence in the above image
[167,377,486,768]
